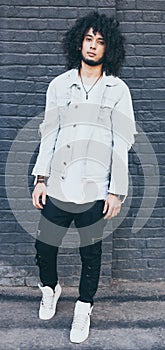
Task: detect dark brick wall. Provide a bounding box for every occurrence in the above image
[0,0,164,286]
[113,0,165,280]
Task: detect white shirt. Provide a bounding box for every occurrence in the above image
[32,69,137,204]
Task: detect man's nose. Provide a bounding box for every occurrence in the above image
[90,40,96,49]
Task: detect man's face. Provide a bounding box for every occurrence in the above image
[81,27,106,66]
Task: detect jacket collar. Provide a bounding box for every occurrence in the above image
[67,69,119,88]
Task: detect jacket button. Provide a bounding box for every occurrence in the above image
[67,144,70,148]
[73,124,76,127]
[75,105,78,109]
[61,176,65,180]
[63,162,67,165]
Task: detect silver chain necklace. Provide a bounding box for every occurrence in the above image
[80,72,102,100]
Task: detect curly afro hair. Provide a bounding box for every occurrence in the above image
[62,11,125,77]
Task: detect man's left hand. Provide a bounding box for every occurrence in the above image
[103,193,121,219]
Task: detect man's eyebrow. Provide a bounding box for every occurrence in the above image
[85,34,105,40]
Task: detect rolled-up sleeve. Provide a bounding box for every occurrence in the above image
[108,85,137,198]
[32,81,60,177]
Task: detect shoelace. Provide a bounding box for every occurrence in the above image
[41,294,54,309]
[72,313,89,331]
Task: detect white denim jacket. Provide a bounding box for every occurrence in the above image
[32,69,137,203]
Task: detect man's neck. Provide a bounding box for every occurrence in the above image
[79,61,103,82]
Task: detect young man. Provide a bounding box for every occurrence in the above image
[32,12,136,344]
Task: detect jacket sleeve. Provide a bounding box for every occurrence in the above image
[32,81,60,177]
[108,85,137,199]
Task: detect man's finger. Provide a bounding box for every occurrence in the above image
[104,205,113,219]
[42,193,46,206]
[33,194,43,209]
[103,201,108,214]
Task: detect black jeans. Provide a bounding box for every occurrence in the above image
[35,196,106,304]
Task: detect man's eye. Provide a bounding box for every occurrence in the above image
[98,41,105,45]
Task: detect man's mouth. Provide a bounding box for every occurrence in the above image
[87,52,96,57]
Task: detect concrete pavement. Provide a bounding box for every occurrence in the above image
[1,281,165,350]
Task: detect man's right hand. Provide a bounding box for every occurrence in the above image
[32,183,47,209]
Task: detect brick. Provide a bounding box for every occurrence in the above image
[147,259,165,268]
[162,12,165,22]
[68,0,87,5]
[0,5,39,17]
[15,243,35,255]
[124,33,143,44]
[25,276,38,287]
[36,0,68,5]
[0,30,38,42]
[119,22,136,32]
[1,18,28,29]
[135,228,165,239]
[121,67,134,77]
[117,11,124,21]
[135,68,164,78]
[142,269,165,280]
[135,45,165,56]
[143,11,162,22]
[114,259,147,269]
[0,244,15,254]
[0,42,27,54]
[130,89,141,99]
[143,56,162,66]
[128,239,146,249]
[75,8,94,17]
[0,266,37,278]
[125,78,144,88]
[27,66,46,77]
[113,249,142,259]
[124,11,143,21]
[112,269,143,280]
[113,239,129,248]
[39,6,59,18]
[137,0,165,10]
[0,277,25,286]
[58,7,78,18]
[125,56,143,67]
[147,239,165,248]
[136,23,165,33]
[39,54,58,65]
[0,255,35,265]
[152,100,165,110]
[117,0,136,10]
[0,232,34,243]
[47,19,68,30]
[0,80,15,92]
[97,0,115,7]
[144,34,162,44]
[15,81,35,93]
[38,31,58,42]
[85,0,97,6]
[28,19,48,30]
[142,89,165,100]
[0,54,39,65]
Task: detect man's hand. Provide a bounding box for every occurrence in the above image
[32,183,47,209]
[103,193,121,219]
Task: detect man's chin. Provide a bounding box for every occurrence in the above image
[81,54,104,67]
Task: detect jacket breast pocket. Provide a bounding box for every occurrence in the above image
[98,105,113,129]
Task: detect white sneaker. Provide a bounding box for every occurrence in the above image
[70,300,93,343]
[38,283,61,320]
